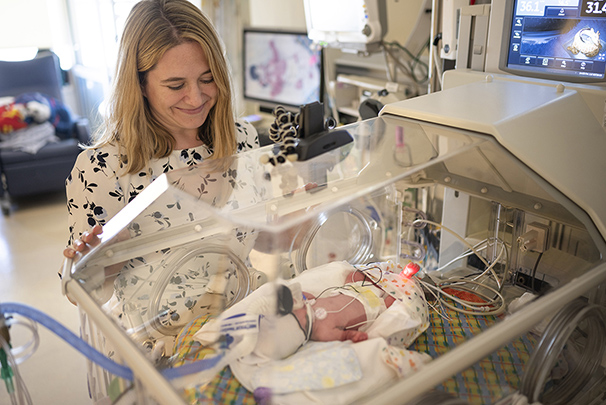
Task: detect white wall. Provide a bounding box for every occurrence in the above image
[248,0,426,45]
[249,0,307,30]
[385,0,427,45]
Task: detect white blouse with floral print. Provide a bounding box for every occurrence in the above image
[66,119,259,245]
[65,119,260,344]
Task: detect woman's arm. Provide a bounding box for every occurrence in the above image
[65,146,126,250]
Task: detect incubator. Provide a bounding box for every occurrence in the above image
[56,68,606,404]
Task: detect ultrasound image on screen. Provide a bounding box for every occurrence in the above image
[519,18,606,59]
[244,30,322,109]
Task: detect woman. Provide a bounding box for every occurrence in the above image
[65,0,257,256]
[63,0,260,346]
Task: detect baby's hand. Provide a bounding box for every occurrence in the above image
[63,225,103,259]
[343,330,368,343]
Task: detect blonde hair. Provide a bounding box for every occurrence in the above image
[91,0,236,174]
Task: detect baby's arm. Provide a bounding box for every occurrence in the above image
[309,293,369,342]
[313,326,368,343]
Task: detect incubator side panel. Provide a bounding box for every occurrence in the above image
[66,108,606,404]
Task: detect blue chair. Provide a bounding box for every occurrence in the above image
[0,51,90,215]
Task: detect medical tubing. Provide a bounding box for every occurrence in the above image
[469,242,506,289]
[519,299,606,404]
[434,241,486,272]
[418,278,506,316]
[440,282,501,307]
[437,280,505,316]
[0,339,15,397]
[0,302,133,380]
[436,239,506,289]
[4,319,39,364]
[0,333,31,405]
[0,302,223,382]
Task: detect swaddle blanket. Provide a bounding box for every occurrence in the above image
[190,260,431,404]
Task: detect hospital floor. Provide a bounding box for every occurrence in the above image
[0,192,91,405]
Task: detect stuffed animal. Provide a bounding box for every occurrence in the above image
[0,92,73,136]
[15,92,73,136]
[23,100,51,124]
[0,100,52,134]
[0,102,28,133]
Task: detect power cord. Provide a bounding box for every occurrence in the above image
[0,302,225,401]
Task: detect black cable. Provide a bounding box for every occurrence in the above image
[432,33,442,47]
[531,251,544,292]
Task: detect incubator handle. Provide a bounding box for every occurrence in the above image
[60,257,73,297]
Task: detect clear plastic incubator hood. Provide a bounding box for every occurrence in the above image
[62,77,606,405]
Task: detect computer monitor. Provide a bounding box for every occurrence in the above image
[243,28,323,113]
[498,0,606,82]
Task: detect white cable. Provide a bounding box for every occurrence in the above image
[434,282,502,307]
[404,218,509,317]
[413,219,490,268]
[443,279,505,316]
[417,276,506,317]
[469,241,506,290]
[434,239,489,273]
[412,219,507,289]
[4,319,39,365]
[432,44,444,90]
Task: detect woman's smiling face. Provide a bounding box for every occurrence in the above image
[143,41,218,147]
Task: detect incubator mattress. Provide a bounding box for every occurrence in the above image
[173,306,538,404]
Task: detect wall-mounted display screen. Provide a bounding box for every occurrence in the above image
[502,0,606,81]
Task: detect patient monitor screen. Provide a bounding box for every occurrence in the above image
[503,0,606,80]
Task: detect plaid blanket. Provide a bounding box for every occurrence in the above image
[173,315,255,404]
[410,307,537,404]
[173,307,537,404]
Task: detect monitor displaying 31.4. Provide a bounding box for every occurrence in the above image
[503,0,606,81]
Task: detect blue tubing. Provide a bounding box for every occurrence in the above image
[0,302,222,381]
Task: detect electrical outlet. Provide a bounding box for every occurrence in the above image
[526,222,549,253]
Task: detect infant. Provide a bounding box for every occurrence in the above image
[291,269,398,343]
[192,261,426,363]
[252,262,421,360]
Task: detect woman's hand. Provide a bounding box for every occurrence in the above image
[63,224,103,259]
[62,224,123,306]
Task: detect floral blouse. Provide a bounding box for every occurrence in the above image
[66,119,259,245]
[66,119,261,343]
